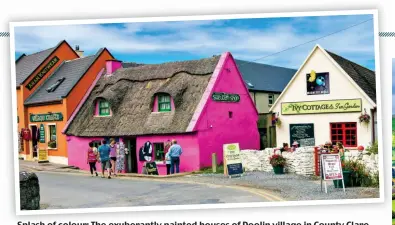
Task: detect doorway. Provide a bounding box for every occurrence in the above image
[30,125,38,158]
[125,138,138,173]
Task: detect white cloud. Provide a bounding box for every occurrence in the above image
[14,16,375,69]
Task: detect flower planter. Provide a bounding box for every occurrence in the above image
[273,166,284,174]
[333,170,351,188]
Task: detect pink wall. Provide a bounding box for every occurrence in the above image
[152,95,175,112]
[136,133,199,175]
[194,52,260,167]
[67,136,104,171]
[106,60,122,75]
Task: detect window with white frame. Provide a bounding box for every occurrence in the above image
[268,94,274,106]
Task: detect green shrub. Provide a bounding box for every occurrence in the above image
[366,141,378,155]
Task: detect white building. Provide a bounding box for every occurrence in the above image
[270,45,377,148]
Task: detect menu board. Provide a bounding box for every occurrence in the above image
[321,154,343,180]
[289,123,315,147]
[145,162,159,175]
[223,143,243,177]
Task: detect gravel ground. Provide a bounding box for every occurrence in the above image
[175,172,380,201]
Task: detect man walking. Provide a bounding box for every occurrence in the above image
[168,139,182,174]
[98,139,111,179]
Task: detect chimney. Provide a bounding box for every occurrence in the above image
[106,59,123,75]
[75,45,84,58]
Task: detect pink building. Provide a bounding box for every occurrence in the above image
[63,52,260,175]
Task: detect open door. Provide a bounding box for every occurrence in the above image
[125,138,138,173]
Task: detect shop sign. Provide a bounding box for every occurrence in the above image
[281,99,362,115]
[223,143,243,177]
[144,162,159,175]
[320,153,345,193]
[30,113,63,122]
[39,124,45,143]
[25,56,59,91]
[38,149,48,163]
[212,92,240,102]
[306,71,330,95]
[289,123,315,147]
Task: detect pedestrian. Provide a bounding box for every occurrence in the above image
[109,138,117,177]
[164,141,172,175]
[116,141,125,174]
[87,142,98,177]
[168,139,182,174]
[98,139,111,179]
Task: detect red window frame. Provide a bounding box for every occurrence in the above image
[330,122,357,147]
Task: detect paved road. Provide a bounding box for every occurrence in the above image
[36,172,269,209]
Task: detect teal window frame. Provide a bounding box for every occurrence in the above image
[158,94,171,112]
[99,100,111,116]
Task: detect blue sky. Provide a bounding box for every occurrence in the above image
[14,14,375,71]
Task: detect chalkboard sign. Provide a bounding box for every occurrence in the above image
[227,163,243,176]
[145,162,159,175]
[289,123,315,147]
[39,124,45,143]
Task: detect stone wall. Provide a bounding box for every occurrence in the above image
[240,148,379,177]
[20,171,40,210]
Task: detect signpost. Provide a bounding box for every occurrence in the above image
[289,123,315,147]
[39,124,45,143]
[38,149,48,163]
[25,56,60,90]
[281,98,362,115]
[144,162,159,175]
[320,153,345,193]
[223,143,243,178]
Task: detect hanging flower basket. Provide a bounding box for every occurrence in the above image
[272,113,281,127]
[359,110,370,124]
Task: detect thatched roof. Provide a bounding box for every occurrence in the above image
[65,55,221,137]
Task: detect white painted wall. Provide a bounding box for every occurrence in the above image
[272,46,375,148]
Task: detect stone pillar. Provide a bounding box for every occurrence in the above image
[19,171,40,210]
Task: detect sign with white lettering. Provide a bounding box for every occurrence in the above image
[25,56,60,90]
[289,123,314,147]
[30,113,63,122]
[306,71,330,95]
[281,99,362,115]
[223,143,243,177]
[212,92,240,102]
[39,124,45,143]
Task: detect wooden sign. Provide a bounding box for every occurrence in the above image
[289,123,315,147]
[39,124,45,143]
[38,149,49,163]
[25,56,60,90]
[30,113,63,122]
[212,92,240,102]
[281,99,362,115]
[145,162,159,175]
[223,143,243,177]
[320,153,345,193]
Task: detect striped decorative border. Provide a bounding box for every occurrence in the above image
[0,31,394,37]
[0,32,9,37]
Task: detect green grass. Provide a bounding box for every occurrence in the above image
[195,165,225,174]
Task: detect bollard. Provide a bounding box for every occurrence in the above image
[212,153,217,173]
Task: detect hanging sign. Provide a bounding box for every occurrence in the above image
[39,124,45,143]
[212,92,240,102]
[38,149,49,163]
[289,123,315,147]
[281,99,362,115]
[25,56,60,90]
[223,143,243,177]
[30,113,63,122]
[320,153,345,193]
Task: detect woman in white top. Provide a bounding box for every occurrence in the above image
[165,151,171,175]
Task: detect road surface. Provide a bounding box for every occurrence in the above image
[36,172,270,209]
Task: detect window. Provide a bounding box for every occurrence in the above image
[158,94,171,112]
[154,143,165,161]
[99,100,111,116]
[46,77,66,93]
[330,122,357,147]
[268,94,274,106]
[229,111,233,119]
[48,124,57,149]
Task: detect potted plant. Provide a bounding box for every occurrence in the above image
[269,154,286,174]
[48,140,57,148]
[333,161,351,188]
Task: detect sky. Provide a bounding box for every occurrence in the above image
[14,14,375,71]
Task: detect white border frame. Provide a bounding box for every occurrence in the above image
[46,123,57,150]
[9,9,383,216]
